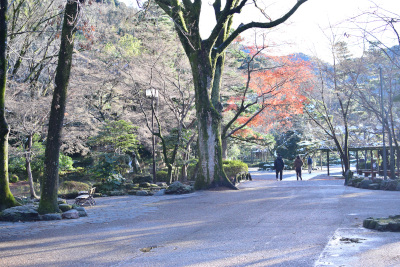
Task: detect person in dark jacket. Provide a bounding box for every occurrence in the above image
[294,156,303,180]
[307,156,313,173]
[274,153,285,181]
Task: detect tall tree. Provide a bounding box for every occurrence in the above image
[222,46,313,152]
[305,42,363,178]
[153,0,308,189]
[38,0,83,214]
[0,0,19,211]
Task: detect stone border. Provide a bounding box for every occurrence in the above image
[363,216,400,231]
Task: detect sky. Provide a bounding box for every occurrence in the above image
[119,0,400,62]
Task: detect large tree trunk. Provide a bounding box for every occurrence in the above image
[0,0,19,211]
[38,0,81,214]
[190,49,236,190]
[25,134,38,199]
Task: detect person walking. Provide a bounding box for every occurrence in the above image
[274,153,285,181]
[307,156,313,173]
[294,156,303,180]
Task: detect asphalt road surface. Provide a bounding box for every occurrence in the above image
[1,168,400,267]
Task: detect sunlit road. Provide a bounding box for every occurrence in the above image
[1,170,400,266]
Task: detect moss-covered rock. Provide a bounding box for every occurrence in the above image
[108,190,125,196]
[125,183,135,190]
[360,179,373,189]
[363,216,400,232]
[138,182,151,188]
[0,205,40,222]
[380,179,399,191]
[166,181,194,194]
[57,198,67,205]
[131,174,152,184]
[59,204,73,212]
[368,183,380,190]
[348,177,363,186]
[136,190,149,196]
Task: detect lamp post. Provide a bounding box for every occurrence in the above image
[379,68,387,179]
[146,88,159,183]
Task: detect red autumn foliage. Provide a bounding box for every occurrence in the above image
[224,51,314,138]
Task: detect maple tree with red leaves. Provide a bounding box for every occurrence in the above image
[222,45,314,144]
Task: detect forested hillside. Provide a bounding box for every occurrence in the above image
[1,0,400,210]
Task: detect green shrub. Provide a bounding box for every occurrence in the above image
[9,156,25,176]
[223,160,248,178]
[9,174,19,183]
[59,154,75,172]
[90,153,130,178]
[94,173,126,193]
[156,171,169,183]
[131,174,152,184]
[59,181,91,193]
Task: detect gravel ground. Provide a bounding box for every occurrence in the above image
[1,168,400,267]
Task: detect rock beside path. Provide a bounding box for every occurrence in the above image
[165,181,194,194]
[0,204,88,222]
[0,205,40,222]
[363,215,400,231]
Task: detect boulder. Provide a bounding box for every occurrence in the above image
[139,182,151,188]
[388,222,400,231]
[136,190,149,196]
[359,179,372,189]
[57,198,67,205]
[75,207,88,217]
[368,183,380,190]
[125,183,135,190]
[344,170,353,185]
[380,179,399,191]
[375,222,389,231]
[396,183,400,191]
[0,205,40,222]
[59,204,73,212]
[165,181,194,195]
[109,191,125,196]
[132,175,152,184]
[156,182,168,188]
[363,218,374,228]
[62,209,80,219]
[363,216,400,232]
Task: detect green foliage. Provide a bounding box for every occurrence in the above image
[104,34,141,58]
[9,134,74,180]
[228,144,241,160]
[9,174,19,183]
[223,160,248,178]
[119,34,141,57]
[89,120,139,154]
[90,153,130,178]
[163,128,193,157]
[156,171,169,183]
[275,131,302,160]
[8,156,25,177]
[95,173,125,193]
[59,181,91,193]
[59,154,75,173]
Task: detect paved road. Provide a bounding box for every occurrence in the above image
[1,169,400,267]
